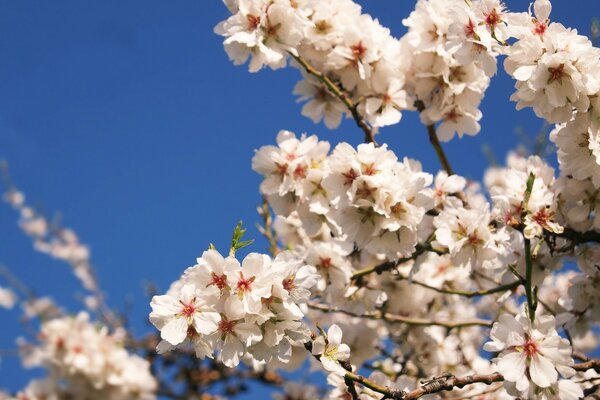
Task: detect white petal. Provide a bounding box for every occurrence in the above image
[529,355,558,388]
[160,317,188,345]
[193,312,220,335]
[327,324,343,346]
[497,352,527,383]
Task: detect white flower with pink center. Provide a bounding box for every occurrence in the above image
[205,312,262,368]
[484,312,575,394]
[224,253,272,318]
[312,324,351,376]
[149,284,220,347]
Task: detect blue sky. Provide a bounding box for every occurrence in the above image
[0,0,598,397]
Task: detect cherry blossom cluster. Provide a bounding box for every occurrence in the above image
[215,0,506,140]
[3,188,98,295]
[401,0,505,141]
[250,127,600,397]
[149,248,319,368]
[216,0,409,129]
[253,130,433,261]
[485,311,581,399]
[504,0,600,124]
[16,312,157,400]
[3,0,600,399]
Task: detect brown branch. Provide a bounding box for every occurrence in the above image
[425,122,454,176]
[573,359,600,373]
[308,302,492,328]
[394,274,521,298]
[414,100,454,176]
[257,196,280,256]
[351,242,436,280]
[403,373,504,399]
[290,53,377,145]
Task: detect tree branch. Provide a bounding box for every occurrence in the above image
[414,100,454,175]
[257,196,280,256]
[403,373,504,399]
[522,173,537,323]
[290,53,377,145]
[394,274,521,298]
[307,302,492,328]
[351,243,435,280]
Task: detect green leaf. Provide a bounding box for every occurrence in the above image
[229,220,254,256]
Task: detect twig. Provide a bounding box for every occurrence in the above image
[572,359,600,373]
[522,173,537,323]
[414,100,454,175]
[352,243,435,280]
[308,302,492,328]
[290,54,377,145]
[425,123,454,176]
[257,196,279,256]
[403,373,504,399]
[395,275,521,298]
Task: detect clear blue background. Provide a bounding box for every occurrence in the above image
[0,0,597,397]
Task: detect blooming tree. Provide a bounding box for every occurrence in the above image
[1,0,600,399]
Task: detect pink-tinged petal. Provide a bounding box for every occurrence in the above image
[534,0,552,21]
[220,335,244,368]
[224,296,245,320]
[191,337,213,359]
[529,355,558,388]
[312,337,326,356]
[483,340,504,352]
[442,175,466,193]
[337,343,351,361]
[156,339,174,354]
[513,65,536,81]
[327,324,343,346]
[193,312,220,335]
[321,357,346,376]
[160,317,188,346]
[557,379,583,400]
[233,322,262,347]
[179,284,196,304]
[150,295,180,316]
[199,249,225,273]
[497,352,527,383]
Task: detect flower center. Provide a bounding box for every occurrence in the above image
[319,257,332,269]
[236,273,255,295]
[465,19,476,38]
[275,162,288,175]
[208,273,228,290]
[294,164,307,179]
[247,15,260,30]
[361,163,377,176]
[181,302,196,318]
[484,9,502,27]
[523,338,539,358]
[282,277,295,291]
[218,319,236,334]
[342,169,358,186]
[534,20,547,36]
[533,207,553,227]
[547,64,566,85]
[351,41,366,60]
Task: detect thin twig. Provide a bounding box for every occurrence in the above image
[257,196,280,256]
[395,275,521,298]
[290,53,377,145]
[308,302,492,328]
[403,373,504,399]
[522,173,537,323]
[414,100,454,175]
[352,242,435,280]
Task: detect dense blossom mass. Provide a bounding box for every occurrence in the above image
[1,0,600,399]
